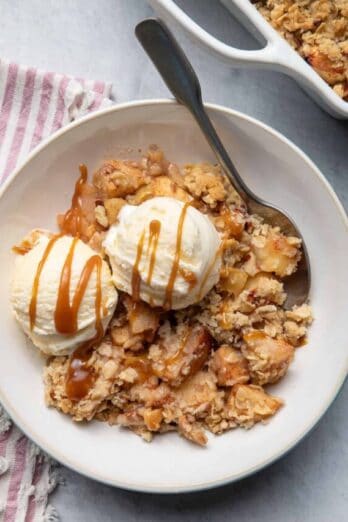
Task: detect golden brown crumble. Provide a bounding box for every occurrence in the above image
[93,160,147,198]
[103,198,126,225]
[210,345,250,386]
[226,384,283,428]
[183,163,227,208]
[44,146,312,446]
[253,0,348,100]
[242,331,294,384]
[128,175,192,205]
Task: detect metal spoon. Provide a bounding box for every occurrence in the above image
[135,18,310,308]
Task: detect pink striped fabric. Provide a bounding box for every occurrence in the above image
[0,58,113,521]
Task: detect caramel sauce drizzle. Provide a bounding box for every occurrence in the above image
[128,300,143,327]
[53,238,103,339]
[54,237,79,334]
[131,229,146,302]
[220,205,243,239]
[29,235,61,330]
[146,219,161,285]
[178,267,197,291]
[60,164,88,237]
[124,354,153,384]
[29,164,105,400]
[165,331,189,368]
[164,201,191,309]
[12,241,32,255]
[12,246,29,255]
[130,203,192,309]
[29,233,103,400]
[131,219,162,303]
[65,254,103,400]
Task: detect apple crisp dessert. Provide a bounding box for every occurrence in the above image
[252,0,348,100]
[36,146,312,445]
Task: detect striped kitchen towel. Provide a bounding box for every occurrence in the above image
[0,59,113,183]
[0,58,113,521]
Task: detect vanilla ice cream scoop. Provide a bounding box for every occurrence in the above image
[11,233,118,355]
[104,196,222,309]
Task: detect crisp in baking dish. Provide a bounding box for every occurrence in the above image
[149,0,348,118]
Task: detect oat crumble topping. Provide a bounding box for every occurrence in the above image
[44,147,312,445]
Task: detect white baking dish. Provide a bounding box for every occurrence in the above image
[149,0,348,119]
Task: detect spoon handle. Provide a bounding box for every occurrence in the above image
[135,18,251,204]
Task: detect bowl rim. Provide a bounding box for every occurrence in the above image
[0,98,347,494]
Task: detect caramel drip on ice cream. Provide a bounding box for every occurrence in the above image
[130,219,161,308]
[12,241,32,255]
[178,267,197,291]
[60,164,88,237]
[29,235,61,330]
[131,229,146,302]
[164,201,191,309]
[54,239,103,337]
[146,219,161,285]
[54,237,79,333]
[65,254,103,400]
[29,233,104,400]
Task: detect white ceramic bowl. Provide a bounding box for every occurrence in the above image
[0,100,347,493]
[149,0,348,119]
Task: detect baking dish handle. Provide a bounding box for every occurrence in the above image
[148,0,283,68]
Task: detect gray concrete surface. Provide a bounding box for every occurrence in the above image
[0,0,347,520]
